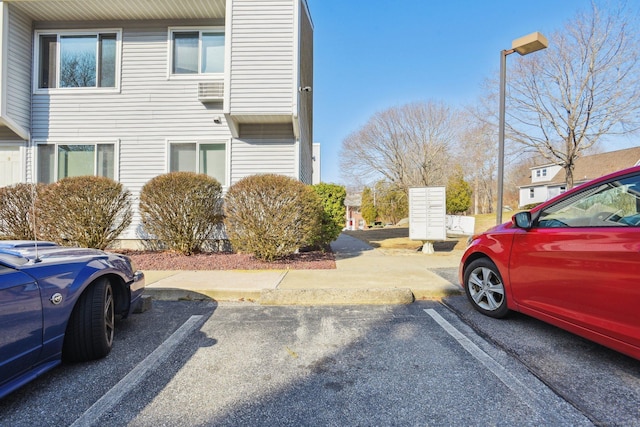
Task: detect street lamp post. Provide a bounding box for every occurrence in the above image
[496,32,548,225]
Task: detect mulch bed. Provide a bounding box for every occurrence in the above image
[118,250,336,271]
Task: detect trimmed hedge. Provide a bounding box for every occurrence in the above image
[140,172,223,255]
[36,176,132,249]
[224,174,323,261]
[0,183,43,240]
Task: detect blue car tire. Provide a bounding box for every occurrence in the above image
[63,278,115,362]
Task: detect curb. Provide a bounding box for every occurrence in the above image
[259,288,415,306]
[144,287,463,305]
[145,288,430,306]
[144,288,261,302]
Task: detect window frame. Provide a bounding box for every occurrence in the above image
[33,29,122,94]
[168,27,225,79]
[35,140,120,184]
[166,140,229,186]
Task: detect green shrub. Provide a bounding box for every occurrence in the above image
[224,174,323,261]
[361,186,377,225]
[0,183,43,240]
[446,170,472,214]
[140,172,223,255]
[312,183,346,247]
[37,176,131,249]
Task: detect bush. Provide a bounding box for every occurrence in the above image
[37,176,132,249]
[224,174,323,261]
[446,170,472,214]
[0,183,43,240]
[361,186,377,225]
[312,183,346,247]
[140,172,223,255]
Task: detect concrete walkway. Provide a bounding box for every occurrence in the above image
[145,234,463,305]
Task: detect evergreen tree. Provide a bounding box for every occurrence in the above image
[361,187,377,225]
[446,170,472,214]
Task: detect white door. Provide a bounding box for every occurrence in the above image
[0,146,21,186]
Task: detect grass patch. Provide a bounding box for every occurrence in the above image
[372,237,423,250]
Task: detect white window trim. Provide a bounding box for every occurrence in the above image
[34,139,120,182]
[33,29,123,94]
[167,26,225,80]
[166,139,230,187]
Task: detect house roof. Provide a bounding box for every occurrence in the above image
[520,146,640,188]
[6,0,226,21]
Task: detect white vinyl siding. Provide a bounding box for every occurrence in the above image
[229,0,295,114]
[231,138,295,183]
[31,23,228,238]
[5,5,32,133]
[297,4,313,184]
[31,23,228,183]
[22,1,311,240]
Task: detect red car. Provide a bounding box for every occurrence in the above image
[460,165,640,360]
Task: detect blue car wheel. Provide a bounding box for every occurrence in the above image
[63,278,115,362]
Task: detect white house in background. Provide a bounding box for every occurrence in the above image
[518,146,640,208]
[0,0,315,243]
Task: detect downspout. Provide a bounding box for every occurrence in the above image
[292,0,301,180]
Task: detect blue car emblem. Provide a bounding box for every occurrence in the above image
[50,293,63,305]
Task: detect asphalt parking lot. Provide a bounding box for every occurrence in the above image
[4,299,636,426]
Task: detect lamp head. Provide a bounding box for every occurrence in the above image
[512,32,548,55]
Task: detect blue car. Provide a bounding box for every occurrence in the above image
[0,241,145,399]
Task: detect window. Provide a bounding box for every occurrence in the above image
[169,142,226,185]
[170,28,224,75]
[529,188,535,198]
[535,170,541,178]
[36,30,120,90]
[537,174,640,228]
[37,143,115,184]
[542,168,547,177]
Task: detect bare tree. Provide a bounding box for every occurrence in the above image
[61,52,97,87]
[457,108,498,214]
[339,101,459,192]
[506,1,640,188]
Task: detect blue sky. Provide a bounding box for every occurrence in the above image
[307,0,593,184]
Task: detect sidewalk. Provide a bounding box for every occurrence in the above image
[145,234,463,305]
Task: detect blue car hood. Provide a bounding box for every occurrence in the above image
[0,241,112,266]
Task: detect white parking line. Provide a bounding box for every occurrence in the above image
[424,309,545,413]
[70,315,204,427]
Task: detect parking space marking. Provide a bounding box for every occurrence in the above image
[424,309,547,414]
[70,315,204,427]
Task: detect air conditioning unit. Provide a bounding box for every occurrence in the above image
[198,82,224,102]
